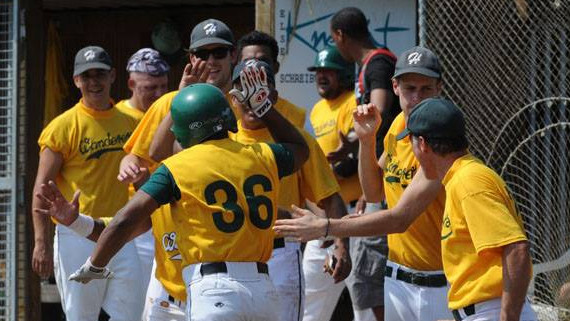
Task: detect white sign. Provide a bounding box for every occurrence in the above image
[274,0,417,132]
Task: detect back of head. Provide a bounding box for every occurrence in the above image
[170,83,237,148]
[237,30,279,64]
[126,48,170,76]
[308,45,355,88]
[330,7,371,42]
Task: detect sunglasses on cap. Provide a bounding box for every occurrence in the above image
[192,47,231,60]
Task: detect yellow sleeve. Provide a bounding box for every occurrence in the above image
[337,98,357,135]
[123,91,176,162]
[38,112,72,159]
[461,191,527,253]
[100,216,113,226]
[298,132,341,203]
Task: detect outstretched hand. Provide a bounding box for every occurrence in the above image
[273,205,328,242]
[34,180,80,226]
[117,157,148,184]
[178,60,210,90]
[353,103,381,141]
[326,130,359,164]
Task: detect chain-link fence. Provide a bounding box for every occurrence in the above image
[419,1,570,319]
[0,0,18,320]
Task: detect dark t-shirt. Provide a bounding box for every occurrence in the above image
[357,52,401,158]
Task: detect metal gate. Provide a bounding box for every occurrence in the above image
[0,0,18,320]
[418,1,570,319]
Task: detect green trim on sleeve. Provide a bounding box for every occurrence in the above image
[140,164,181,205]
[268,143,295,179]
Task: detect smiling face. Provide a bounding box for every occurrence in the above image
[190,44,236,92]
[73,68,116,109]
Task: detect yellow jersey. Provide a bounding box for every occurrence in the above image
[38,100,137,219]
[145,138,292,267]
[115,99,145,122]
[383,112,445,271]
[310,91,361,203]
[441,154,528,309]
[120,90,186,300]
[230,122,340,207]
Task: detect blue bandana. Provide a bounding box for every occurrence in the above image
[126,48,170,76]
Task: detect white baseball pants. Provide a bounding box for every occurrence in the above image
[143,260,186,321]
[54,224,145,321]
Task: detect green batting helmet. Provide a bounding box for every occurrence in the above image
[307,45,355,87]
[170,83,237,148]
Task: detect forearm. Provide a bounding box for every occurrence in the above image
[328,208,403,238]
[149,112,175,162]
[501,241,532,321]
[262,108,309,171]
[32,195,52,245]
[358,139,383,202]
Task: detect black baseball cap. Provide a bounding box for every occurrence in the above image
[189,19,235,51]
[232,59,275,86]
[396,98,465,140]
[73,46,112,76]
[393,46,441,79]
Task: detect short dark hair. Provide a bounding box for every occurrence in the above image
[330,7,371,41]
[237,31,279,64]
[417,135,469,156]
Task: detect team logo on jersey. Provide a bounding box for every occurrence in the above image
[441,214,452,240]
[383,153,417,188]
[84,50,96,61]
[407,52,422,65]
[204,23,217,35]
[162,231,181,260]
[80,132,132,160]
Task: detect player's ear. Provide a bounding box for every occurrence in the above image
[127,75,136,91]
[109,68,116,84]
[392,78,400,96]
[73,75,81,89]
[273,61,280,74]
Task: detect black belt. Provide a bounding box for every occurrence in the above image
[385,265,447,288]
[273,238,285,249]
[200,262,269,276]
[167,295,184,308]
[452,304,475,321]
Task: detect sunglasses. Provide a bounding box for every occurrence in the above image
[192,47,231,60]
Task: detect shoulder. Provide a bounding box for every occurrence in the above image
[276,97,306,127]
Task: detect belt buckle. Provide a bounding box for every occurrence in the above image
[409,272,419,285]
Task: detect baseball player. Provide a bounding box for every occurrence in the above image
[304,45,360,321]
[116,47,170,306]
[397,98,537,321]
[330,7,400,320]
[357,47,452,321]
[31,46,144,320]
[115,19,236,320]
[275,98,539,321]
[116,48,169,119]
[229,58,351,321]
[42,65,310,321]
[236,30,306,128]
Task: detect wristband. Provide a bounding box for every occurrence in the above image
[68,213,95,237]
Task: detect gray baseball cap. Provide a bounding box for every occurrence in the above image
[189,19,235,51]
[232,58,275,86]
[73,46,112,76]
[393,46,441,79]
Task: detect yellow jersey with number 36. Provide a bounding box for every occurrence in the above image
[441,154,528,309]
[230,123,339,207]
[383,112,445,271]
[162,138,282,267]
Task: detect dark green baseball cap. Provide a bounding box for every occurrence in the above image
[396,98,465,140]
